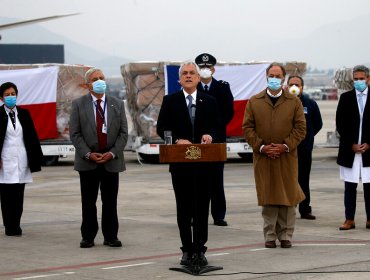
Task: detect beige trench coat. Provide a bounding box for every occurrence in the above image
[242,90,306,206]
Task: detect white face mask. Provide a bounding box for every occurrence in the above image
[289,85,301,95]
[199,68,212,79]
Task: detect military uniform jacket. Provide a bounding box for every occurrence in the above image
[298,94,323,152]
[197,78,234,141]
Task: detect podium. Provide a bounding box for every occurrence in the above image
[160,143,225,275]
[159,143,227,163]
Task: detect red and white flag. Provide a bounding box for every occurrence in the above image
[213,64,269,137]
[0,66,58,140]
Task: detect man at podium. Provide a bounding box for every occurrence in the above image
[157,61,221,266]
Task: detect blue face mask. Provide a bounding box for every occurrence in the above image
[92,80,107,94]
[4,96,16,108]
[354,80,367,92]
[267,77,282,91]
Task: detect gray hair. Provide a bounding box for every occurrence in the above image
[85,68,104,82]
[178,61,200,77]
[353,65,369,77]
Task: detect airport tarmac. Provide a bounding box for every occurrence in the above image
[2,100,370,280]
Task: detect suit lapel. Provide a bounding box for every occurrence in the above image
[106,95,114,129]
[84,94,96,132]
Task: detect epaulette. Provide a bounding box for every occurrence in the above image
[219,80,229,85]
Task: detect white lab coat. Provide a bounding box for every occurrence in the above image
[0,111,32,183]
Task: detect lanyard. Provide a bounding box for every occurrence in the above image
[94,99,107,124]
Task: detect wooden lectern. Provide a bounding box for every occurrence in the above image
[159,143,227,163]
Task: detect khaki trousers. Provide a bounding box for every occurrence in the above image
[262,205,296,241]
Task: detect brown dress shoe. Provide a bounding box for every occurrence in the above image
[280,240,292,248]
[339,220,355,230]
[366,221,370,229]
[265,240,276,248]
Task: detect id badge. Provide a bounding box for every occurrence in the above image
[303,107,308,114]
[102,123,107,134]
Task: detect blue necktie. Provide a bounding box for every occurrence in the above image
[186,95,193,118]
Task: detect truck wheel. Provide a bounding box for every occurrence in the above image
[138,153,160,163]
[42,156,59,166]
[237,153,253,163]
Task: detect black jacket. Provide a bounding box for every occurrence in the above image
[298,94,323,152]
[157,90,221,172]
[197,78,234,141]
[0,105,43,172]
[336,88,370,168]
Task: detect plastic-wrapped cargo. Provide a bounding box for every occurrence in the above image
[0,63,91,139]
[121,62,167,142]
[121,61,306,161]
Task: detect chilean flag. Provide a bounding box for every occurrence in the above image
[164,63,269,137]
[0,66,58,140]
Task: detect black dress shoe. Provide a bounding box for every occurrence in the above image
[214,219,228,226]
[180,252,191,265]
[198,252,208,266]
[301,213,316,220]
[5,228,22,236]
[80,239,94,248]
[103,239,122,247]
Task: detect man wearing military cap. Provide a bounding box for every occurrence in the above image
[195,53,234,226]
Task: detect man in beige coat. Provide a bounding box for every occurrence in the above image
[242,63,306,249]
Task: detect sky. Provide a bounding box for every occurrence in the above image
[1,0,370,71]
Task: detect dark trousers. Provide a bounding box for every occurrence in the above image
[0,183,25,235]
[79,166,119,241]
[344,181,370,220]
[298,149,313,215]
[171,164,211,254]
[210,163,226,221]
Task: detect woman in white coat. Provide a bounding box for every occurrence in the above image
[0,82,43,236]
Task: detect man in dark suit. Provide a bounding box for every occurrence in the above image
[0,82,43,236]
[69,68,128,248]
[336,65,370,230]
[195,53,234,227]
[157,62,221,266]
[287,76,322,220]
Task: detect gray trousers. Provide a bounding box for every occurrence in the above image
[262,205,296,242]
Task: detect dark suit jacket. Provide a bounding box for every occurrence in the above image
[69,94,128,172]
[336,88,370,168]
[0,105,43,173]
[197,78,234,141]
[156,90,221,172]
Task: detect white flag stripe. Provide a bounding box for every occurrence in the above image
[0,66,58,105]
[213,64,269,101]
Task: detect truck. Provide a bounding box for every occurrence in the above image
[0,63,92,165]
[121,61,306,162]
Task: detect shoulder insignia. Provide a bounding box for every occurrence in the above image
[219,80,229,85]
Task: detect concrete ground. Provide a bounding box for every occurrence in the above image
[2,100,370,280]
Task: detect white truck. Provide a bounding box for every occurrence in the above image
[121,61,306,162]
